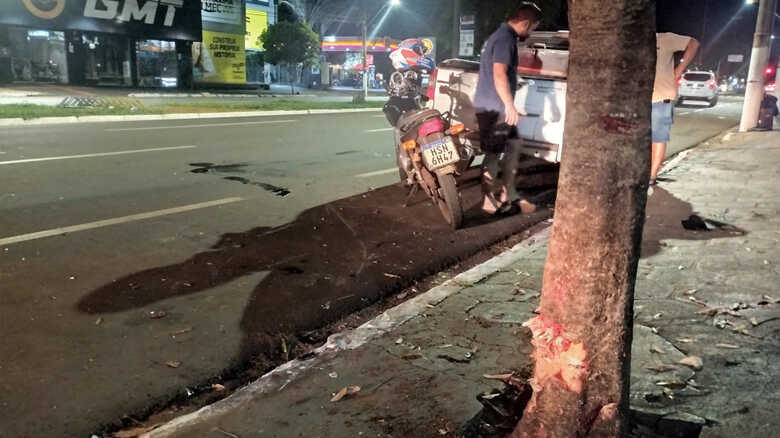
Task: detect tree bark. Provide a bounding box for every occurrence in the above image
[511,1,656,437]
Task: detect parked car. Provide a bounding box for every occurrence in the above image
[677,71,719,107]
[428,31,570,164]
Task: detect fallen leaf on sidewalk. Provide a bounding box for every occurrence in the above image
[682,289,699,296]
[402,352,422,360]
[148,311,167,319]
[676,338,696,344]
[715,343,740,349]
[165,361,181,369]
[656,381,687,390]
[646,364,677,373]
[483,373,514,381]
[211,384,226,392]
[650,346,665,354]
[95,317,103,326]
[330,385,360,402]
[679,356,704,371]
[383,273,401,279]
[697,307,718,317]
[750,317,759,327]
[113,425,160,438]
[395,337,404,345]
[170,327,193,336]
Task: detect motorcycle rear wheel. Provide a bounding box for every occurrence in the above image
[437,173,463,230]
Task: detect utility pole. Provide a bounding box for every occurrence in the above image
[739,0,778,131]
[361,8,368,101]
[452,0,462,58]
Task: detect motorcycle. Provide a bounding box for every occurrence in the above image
[383,40,476,229]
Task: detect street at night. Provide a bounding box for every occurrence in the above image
[2,0,780,437]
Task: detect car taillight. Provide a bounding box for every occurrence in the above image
[426,68,438,100]
[677,78,683,87]
[709,80,717,89]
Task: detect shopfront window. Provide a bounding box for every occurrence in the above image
[79,33,131,86]
[7,27,68,83]
[136,40,179,88]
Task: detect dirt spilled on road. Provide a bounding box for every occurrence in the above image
[77,181,555,435]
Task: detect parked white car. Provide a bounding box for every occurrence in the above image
[677,71,719,107]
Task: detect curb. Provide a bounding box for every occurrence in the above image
[0,107,384,127]
[142,226,553,438]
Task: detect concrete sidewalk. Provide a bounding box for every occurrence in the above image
[135,129,780,438]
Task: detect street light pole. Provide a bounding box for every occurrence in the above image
[361,6,369,101]
[740,0,778,131]
[452,0,462,58]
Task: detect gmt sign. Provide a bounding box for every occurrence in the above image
[84,0,185,27]
[1,0,202,41]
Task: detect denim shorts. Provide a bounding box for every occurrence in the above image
[652,101,674,143]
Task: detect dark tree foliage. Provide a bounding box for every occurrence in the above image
[464,0,567,56]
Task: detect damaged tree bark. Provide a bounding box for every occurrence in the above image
[511,1,656,437]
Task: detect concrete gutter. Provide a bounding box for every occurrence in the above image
[0,107,384,127]
[141,226,553,438]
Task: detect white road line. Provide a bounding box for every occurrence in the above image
[355,168,398,178]
[105,120,297,132]
[372,114,387,118]
[365,127,394,133]
[679,112,691,115]
[0,197,244,247]
[0,145,197,166]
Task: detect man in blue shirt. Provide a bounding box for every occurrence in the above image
[475,2,541,215]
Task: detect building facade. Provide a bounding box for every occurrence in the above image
[0,0,276,88]
[0,0,202,87]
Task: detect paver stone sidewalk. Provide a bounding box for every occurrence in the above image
[144,130,780,438]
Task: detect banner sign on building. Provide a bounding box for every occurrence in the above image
[194,30,246,84]
[247,0,271,6]
[459,15,476,57]
[245,8,268,50]
[202,0,243,25]
[727,54,744,63]
[0,0,202,41]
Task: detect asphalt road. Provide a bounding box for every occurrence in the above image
[0,96,744,437]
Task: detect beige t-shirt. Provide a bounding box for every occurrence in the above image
[653,33,692,102]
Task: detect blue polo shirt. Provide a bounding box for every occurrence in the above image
[474,23,520,114]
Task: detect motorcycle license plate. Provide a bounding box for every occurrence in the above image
[421,138,460,169]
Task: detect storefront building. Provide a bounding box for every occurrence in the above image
[0,0,202,87]
[0,0,201,87]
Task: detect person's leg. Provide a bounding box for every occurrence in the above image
[650,142,666,183]
[650,101,673,183]
[498,142,521,204]
[477,111,504,214]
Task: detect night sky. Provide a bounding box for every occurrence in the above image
[318,0,779,73]
[657,0,780,72]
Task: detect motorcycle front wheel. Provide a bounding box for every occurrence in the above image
[436,173,463,230]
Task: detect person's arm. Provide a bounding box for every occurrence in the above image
[493,63,520,125]
[674,38,700,80]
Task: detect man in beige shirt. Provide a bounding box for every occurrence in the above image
[651,33,700,185]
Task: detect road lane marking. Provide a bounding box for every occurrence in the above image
[372,114,387,118]
[0,145,197,166]
[355,168,398,178]
[0,197,245,247]
[365,127,394,133]
[105,120,297,131]
[679,112,691,115]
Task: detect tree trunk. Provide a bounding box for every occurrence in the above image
[511,1,656,437]
[289,64,295,95]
